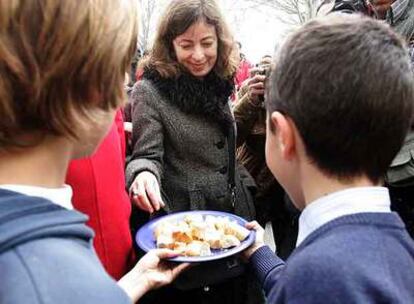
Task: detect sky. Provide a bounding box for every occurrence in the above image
[225,7,291,64]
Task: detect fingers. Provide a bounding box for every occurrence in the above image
[249,81,265,91]
[137,180,155,213]
[247,74,266,86]
[245,221,263,231]
[247,75,266,101]
[145,179,165,210]
[130,179,153,213]
[130,172,165,214]
[171,262,191,278]
[145,179,161,211]
[152,249,181,259]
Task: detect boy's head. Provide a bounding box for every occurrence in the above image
[265,14,414,205]
[0,0,138,156]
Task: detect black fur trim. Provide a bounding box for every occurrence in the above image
[142,68,235,133]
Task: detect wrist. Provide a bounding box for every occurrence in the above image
[245,244,265,260]
[118,269,149,302]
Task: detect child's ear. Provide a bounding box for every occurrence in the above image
[271,111,296,160]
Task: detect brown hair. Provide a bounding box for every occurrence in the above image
[266,14,414,184]
[140,0,238,79]
[0,0,138,147]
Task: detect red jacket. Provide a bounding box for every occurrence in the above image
[66,110,135,280]
[235,59,253,90]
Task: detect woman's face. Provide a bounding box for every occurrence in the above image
[173,20,218,78]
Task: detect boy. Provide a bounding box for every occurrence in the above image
[245,14,414,303]
[0,1,187,303]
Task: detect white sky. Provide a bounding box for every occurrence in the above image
[226,9,291,64]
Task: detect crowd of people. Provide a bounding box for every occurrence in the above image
[0,0,414,303]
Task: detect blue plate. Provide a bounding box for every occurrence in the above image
[136,210,255,262]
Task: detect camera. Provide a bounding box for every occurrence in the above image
[253,63,270,77]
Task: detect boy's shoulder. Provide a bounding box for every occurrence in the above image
[278,213,414,302]
[0,189,129,304]
[0,238,130,304]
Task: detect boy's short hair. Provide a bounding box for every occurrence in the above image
[0,0,138,147]
[266,14,414,183]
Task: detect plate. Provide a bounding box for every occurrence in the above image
[136,210,255,262]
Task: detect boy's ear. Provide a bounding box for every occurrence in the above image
[271,111,296,160]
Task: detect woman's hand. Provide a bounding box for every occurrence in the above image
[242,221,266,260]
[130,171,164,213]
[118,249,190,302]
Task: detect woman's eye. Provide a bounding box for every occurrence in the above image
[202,43,213,48]
[181,45,192,50]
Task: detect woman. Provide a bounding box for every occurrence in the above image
[126,0,261,303]
[235,56,299,260]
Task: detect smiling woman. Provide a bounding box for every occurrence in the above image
[126,0,263,303]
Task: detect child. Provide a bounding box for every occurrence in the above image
[0,1,187,303]
[244,14,414,303]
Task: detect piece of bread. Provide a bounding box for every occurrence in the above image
[225,221,250,241]
[220,234,241,249]
[203,228,223,249]
[184,213,204,224]
[185,241,211,257]
[156,234,175,249]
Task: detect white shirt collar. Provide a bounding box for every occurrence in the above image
[296,187,391,247]
[0,184,73,210]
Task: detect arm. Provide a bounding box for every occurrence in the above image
[243,221,285,298]
[234,74,266,147]
[126,81,165,213]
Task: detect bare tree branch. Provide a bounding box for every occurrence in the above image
[245,0,318,25]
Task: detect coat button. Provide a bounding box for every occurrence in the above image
[219,166,227,174]
[215,140,225,149]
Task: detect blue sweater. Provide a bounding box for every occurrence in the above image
[0,189,130,304]
[250,213,414,303]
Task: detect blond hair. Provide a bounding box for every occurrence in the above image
[140,0,238,79]
[0,0,138,147]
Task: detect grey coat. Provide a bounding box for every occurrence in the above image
[394,0,414,42]
[126,80,256,220]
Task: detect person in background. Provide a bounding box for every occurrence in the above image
[235,55,299,259]
[0,1,188,303]
[371,0,413,39]
[126,0,261,303]
[66,109,135,280]
[369,0,414,239]
[244,14,414,303]
[235,41,253,91]
[129,48,142,86]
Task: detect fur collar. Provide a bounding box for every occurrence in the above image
[142,68,235,133]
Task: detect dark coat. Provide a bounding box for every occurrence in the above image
[126,71,256,220]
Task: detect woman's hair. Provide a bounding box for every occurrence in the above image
[140,0,238,79]
[0,0,138,147]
